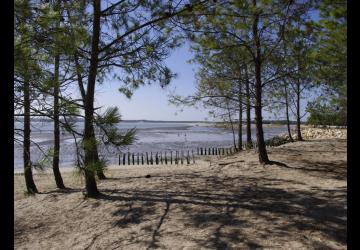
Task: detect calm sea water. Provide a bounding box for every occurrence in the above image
[14,121,290,169]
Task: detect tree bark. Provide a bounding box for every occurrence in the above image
[252,0,269,164]
[226,100,237,150]
[52,51,66,189]
[23,75,38,194]
[296,79,303,141]
[244,64,252,148]
[238,81,243,151]
[83,0,101,197]
[284,84,293,142]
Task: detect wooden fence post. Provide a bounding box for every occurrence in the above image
[146,152,149,165]
[132,153,135,165]
[142,153,144,165]
[137,153,139,165]
[181,151,183,164]
[123,154,126,165]
[119,154,121,165]
[165,152,167,164]
[150,152,153,165]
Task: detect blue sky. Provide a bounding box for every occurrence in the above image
[94,41,312,122]
[95,42,213,121]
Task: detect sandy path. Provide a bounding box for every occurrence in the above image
[14,138,347,249]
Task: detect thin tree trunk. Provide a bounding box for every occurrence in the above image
[252,0,269,164]
[83,0,101,197]
[226,100,237,150]
[238,81,243,150]
[23,75,38,194]
[52,51,66,189]
[296,79,303,141]
[284,84,293,142]
[244,64,252,148]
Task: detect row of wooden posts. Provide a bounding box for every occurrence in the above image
[119,150,195,165]
[118,146,237,165]
[117,142,282,166]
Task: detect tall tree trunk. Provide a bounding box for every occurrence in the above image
[252,0,269,164]
[83,0,101,197]
[244,64,252,148]
[74,53,106,180]
[284,84,293,142]
[296,79,303,141]
[238,82,243,151]
[23,76,38,194]
[52,51,66,189]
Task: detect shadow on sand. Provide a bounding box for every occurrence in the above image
[94,167,346,249]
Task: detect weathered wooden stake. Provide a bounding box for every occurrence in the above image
[156,152,159,165]
[137,153,139,165]
[123,154,126,165]
[146,152,149,165]
[128,152,130,165]
[165,152,167,164]
[150,152,153,165]
[181,151,183,164]
[142,153,144,165]
[170,151,173,164]
[119,154,121,165]
[132,153,135,165]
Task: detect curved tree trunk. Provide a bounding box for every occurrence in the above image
[23,76,38,194]
[52,41,65,189]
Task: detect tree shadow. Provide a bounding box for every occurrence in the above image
[146,201,170,249]
[96,172,346,248]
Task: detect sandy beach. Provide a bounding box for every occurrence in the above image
[14,138,347,249]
